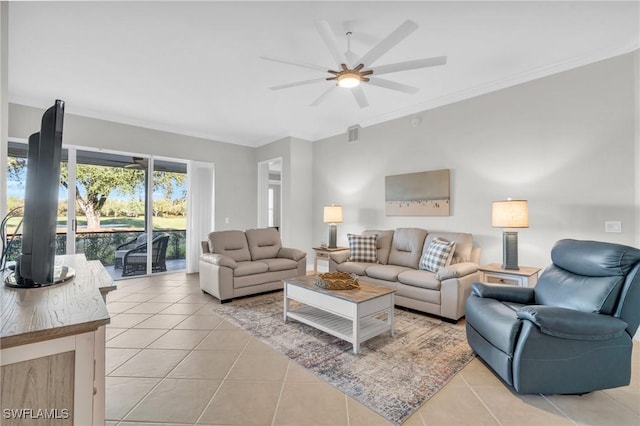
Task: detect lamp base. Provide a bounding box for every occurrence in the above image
[328,224,337,249]
[502,231,519,270]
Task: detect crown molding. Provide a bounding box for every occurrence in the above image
[7,95,262,148]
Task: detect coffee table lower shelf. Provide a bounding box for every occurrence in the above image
[286,305,391,348]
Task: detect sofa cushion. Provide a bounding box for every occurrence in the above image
[388,228,428,269]
[362,230,394,264]
[259,258,298,272]
[246,228,282,260]
[534,265,625,315]
[347,234,378,263]
[366,264,413,281]
[336,261,372,276]
[208,230,251,262]
[398,270,441,290]
[233,261,269,277]
[420,237,456,273]
[534,239,640,316]
[424,232,474,264]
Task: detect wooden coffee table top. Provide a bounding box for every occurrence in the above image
[284,275,395,304]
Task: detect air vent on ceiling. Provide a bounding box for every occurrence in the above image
[347,125,361,143]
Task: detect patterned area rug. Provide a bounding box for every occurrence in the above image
[212,291,474,425]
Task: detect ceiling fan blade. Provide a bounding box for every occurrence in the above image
[269,78,327,90]
[373,56,447,75]
[367,77,419,94]
[357,20,418,67]
[315,20,349,67]
[351,86,369,108]
[310,86,337,106]
[260,56,329,73]
[125,157,147,169]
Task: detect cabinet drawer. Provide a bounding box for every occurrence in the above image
[316,251,330,260]
[484,273,525,287]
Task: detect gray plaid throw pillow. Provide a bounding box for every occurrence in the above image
[347,234,378,263]
[420,237,456,273]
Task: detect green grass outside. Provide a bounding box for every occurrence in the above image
[5,215,186,234]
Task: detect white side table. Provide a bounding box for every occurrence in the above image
[479,263,541,287]
[312,246,349,273]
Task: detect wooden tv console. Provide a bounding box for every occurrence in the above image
[0,254,115,425]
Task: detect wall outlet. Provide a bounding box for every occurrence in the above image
[605,221,622,233]
[225,217,230,224]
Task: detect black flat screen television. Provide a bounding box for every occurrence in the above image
[5,99,74,288]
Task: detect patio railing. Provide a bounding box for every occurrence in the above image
[4,229,186,267]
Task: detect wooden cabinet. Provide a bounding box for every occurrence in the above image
[479,263,541,288]
[1,255,115,425]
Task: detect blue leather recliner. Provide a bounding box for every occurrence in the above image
[465,239,640,394]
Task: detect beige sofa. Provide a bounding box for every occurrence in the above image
[329,228,480,321]
[199,228,306,302]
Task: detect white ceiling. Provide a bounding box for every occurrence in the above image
[7,1,639,147]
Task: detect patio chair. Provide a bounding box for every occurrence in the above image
[122,234,170,277]
[114,233,147,269]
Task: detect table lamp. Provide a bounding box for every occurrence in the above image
[323,205,343,249]
[492,199,529,270]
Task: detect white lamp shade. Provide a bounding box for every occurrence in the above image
[492,200,529,228]
[323,205,343,223]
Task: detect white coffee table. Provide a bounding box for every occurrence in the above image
[283,275,395,354]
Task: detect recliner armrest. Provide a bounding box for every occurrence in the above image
[328,250,351,264]
[436,262,478,280]
[277,247,306,262]
[471,282,535,304]
[200,253,237,269]
[517,305,628,340]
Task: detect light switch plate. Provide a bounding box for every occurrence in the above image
[605,221,622,233]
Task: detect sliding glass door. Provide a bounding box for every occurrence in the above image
[151,159,187,275]
[71,150,147,278]
[5,142,188,280]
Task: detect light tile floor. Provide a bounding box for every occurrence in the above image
[105,273,640,426]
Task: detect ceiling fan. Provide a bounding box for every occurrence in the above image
[261,20,447,108]
[124,157,166,171]
[124,157,148,170]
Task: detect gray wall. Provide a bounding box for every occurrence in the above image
[256,136,314,265]
[7,50,639,274]
[312,51,639,270]
[8,103,257,235]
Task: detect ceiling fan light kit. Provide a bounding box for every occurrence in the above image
[262,19,447,108]
[337,73,361,88]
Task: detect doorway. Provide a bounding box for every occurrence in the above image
[257,158,282,233]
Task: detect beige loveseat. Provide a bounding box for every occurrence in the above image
[329,228,480,321]
[199,228,306,302]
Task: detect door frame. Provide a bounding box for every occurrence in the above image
[257,157,283,234]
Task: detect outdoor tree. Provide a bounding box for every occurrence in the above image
[8,157,185,230]
[60,164,145,229]
[60,165,185,229]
